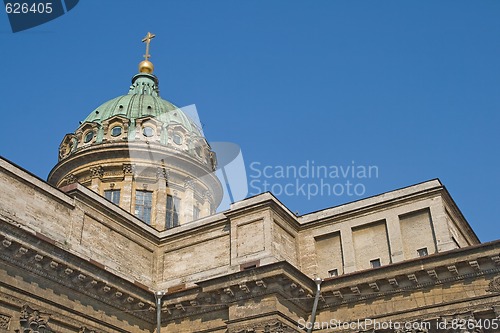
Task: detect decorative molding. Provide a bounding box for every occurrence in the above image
[447,265,459,275]
[2,239,12,248]
[388,278,399,287]
[0,313,11,330]
[486,276,500,293]
[89,166,104,179]
[255,280,267,289]
[408,274,418,284]
[0,230,156,323]
[224,287,234,297]
[239,283,250,294]
[438,312,484,333]
[203,190,212,201]
[122,163,135,175]
[65,173,78,185]
[469,260,480,271]
[184,177,195,189]
[321,263,500,311]
[427,269,438,279]
[156,167,168,180]
[231,320,298,333]
[16,304,54,333]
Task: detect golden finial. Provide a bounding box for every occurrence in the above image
[139,32,156,74]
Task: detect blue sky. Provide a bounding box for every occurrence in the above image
[0,1,499,241]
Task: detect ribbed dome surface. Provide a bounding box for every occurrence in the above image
[83,94,202,138]
[55,72,210,163]
[83,73,202,138]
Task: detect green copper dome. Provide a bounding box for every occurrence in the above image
[56,72,211,162]
[83,73,203,140]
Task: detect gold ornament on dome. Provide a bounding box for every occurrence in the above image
[139,32,155,74]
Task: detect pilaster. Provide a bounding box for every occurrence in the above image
[183,177,195,223]
[341,226,356,273]
[89,165,104,193]
[429,197,455,252]
[122,163,135,212]
[386,215,405,263]
[155,167,168,230]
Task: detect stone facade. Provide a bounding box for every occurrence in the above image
[1,157,498,332]
[1,40,498,332]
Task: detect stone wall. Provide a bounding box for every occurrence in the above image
[0,159,157,287]
[297,180,480,279]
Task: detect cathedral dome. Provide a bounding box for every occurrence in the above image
[83,73,203,140]
[56,72,206,161]
[48,33,222,230]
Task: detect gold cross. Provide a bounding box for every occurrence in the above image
[142,32,156,61]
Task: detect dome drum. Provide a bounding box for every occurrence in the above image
[49,146,222,230]
[51,142,221,191]
[59,120,214,168]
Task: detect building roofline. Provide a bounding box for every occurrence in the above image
[298,179,443,224]
[226,191,300,221]
[0,155,75,207]
[60,183,162,241]
[440,183,480,243]
[224,179,448,225]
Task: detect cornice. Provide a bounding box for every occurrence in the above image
[299,181,445,227]
[321,241,500,309]
[0,222,158,325]
[145,262,319,322]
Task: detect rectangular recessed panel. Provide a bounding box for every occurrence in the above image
[315,231,343,278]
[237,219,265,257]
[400,208,436,259]
[352,220,390,270]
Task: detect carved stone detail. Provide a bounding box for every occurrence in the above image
[256,280,267,289]
[122,163,135,175]
[184,177,195,189]
[239,282,250,293]
[224,287,234,297]
[16,304,54,333]
[231,320,298,333]
[0,313,11,329]
[89,166,104,179]
[156,167,168,180]
[388,278,398,287]
[65,173,78,185]
[486,276,500,292]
